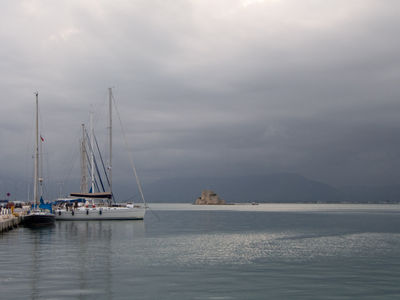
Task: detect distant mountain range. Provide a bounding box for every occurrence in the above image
[3,172,400,204]
[142,173,400,204]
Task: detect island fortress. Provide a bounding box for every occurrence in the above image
[194,190,226,205]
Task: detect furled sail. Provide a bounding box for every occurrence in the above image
[70,192,112,199]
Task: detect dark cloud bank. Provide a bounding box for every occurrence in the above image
[1,1,400,202]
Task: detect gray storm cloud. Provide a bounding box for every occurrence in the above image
[1,0,400,200]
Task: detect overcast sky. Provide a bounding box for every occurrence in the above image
[1,0,400,200]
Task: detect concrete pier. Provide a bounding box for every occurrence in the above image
[0,209,22,233]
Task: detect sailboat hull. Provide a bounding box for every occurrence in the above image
[55,206,145,221]
[22,213,55,227]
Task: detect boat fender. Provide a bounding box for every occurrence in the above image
[86,210,89,215]
[58,211,61,216]
[99,210,102,215]
[71,211,74,216]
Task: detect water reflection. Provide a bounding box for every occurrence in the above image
[26,221,145,299]
[58,220,146,239]
[23,226,55,300]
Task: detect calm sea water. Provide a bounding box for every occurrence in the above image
[1,203,400,299]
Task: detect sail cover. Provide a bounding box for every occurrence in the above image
[39,196,53,212]
[70,192,112,199]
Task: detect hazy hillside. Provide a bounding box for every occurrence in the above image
[4,172,394,204]
[340,185,400,203]
[143,173,344,203]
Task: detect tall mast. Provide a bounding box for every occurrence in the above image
[90,109,95,193]
[39,130,43,199]
[80,123,88,193]
[108,88,113,200]
[34,92,39,207]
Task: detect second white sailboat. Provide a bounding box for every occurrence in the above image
[54,88,146,220]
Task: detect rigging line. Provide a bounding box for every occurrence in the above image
[85,129,106,193]
[111,92,147,207]
[94,132,116,203]
[93,147,106,192]
[85,149,100,193]
[84,133,101,193]
[120,193,140,203]
[44,147,51,199]
[84,141,99,193]
[145,205,161,221]
[94,176,101,193]
[37,101,56,200]
[87,150,102,193]
[59,126,81,195]
[93,133,111,192]
[39,138,53,200]
[90,94,109,161]
[25,108,36,202]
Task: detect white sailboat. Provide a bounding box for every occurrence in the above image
[22,92,55,226]
[55,88,146,220]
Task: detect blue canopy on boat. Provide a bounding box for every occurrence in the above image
[38,196,53,213]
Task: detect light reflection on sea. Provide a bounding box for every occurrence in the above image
[0,203,400,299]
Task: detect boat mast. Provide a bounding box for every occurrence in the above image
[80,123,88,193]
[108,88,113,202]
[90,110,95,193]
[39,128,43,199]
[34,92,39,208]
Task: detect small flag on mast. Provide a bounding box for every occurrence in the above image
[40,135,44,142]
